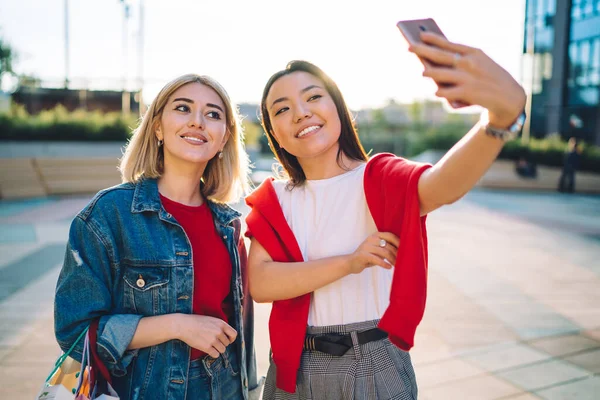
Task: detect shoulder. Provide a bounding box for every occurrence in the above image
[77,182,136,222]
[366,153,430,177]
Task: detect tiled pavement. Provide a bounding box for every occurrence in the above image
[0,190,599,399]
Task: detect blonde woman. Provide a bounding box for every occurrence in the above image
[54,74,262,400]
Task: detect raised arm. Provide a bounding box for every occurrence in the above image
[410,32,527,215]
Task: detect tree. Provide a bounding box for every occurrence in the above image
[0,36,15,76]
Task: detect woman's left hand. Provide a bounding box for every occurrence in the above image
[409,31,526,129]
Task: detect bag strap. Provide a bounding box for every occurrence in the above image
[45,326,89,383]
[89,318,113,385]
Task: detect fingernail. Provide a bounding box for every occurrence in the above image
[384,258,393,266]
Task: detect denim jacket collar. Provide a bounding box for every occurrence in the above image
[131,178,241,226]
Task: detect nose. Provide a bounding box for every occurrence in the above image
[293,104,312,124]
[188,111,204,129]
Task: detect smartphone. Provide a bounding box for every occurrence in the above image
[396,18,447,68]
[396,18,469,108]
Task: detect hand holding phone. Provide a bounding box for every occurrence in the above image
[396,18,469,108]
[396,18,447,68]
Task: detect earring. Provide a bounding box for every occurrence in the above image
[157,139,163,147]
[218,151,224,159]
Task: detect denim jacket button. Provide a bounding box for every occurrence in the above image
[136,278,145,288]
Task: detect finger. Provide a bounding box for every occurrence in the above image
[435,85,467,102]
[423,67,466,85]
[207,347,221,359]
[223,324,238,343]
[419,31,474,55]
[212,338,227,354]
[379,232,400,249]
[372,246,397,265]
[217,330,232,347]
[409,44,455,68]
[367,254,393,270]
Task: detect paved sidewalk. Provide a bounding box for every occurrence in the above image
[0,190,599,399]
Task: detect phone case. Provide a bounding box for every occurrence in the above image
[396,18,469,109]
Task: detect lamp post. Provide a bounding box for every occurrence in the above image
[64,0,70,88]
[120,0,130,114]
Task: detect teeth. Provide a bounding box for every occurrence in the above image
[182,136,206,143]
[298,125,319,138]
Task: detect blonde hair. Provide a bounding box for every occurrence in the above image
[119,74,250,203]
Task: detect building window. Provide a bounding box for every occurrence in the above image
[573,0,582,20]
[569,42,579,88]
[579,40,591,86]
[591,37,600,85]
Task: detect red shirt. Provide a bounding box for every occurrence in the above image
[245,154,431,392]
[160,195,233,360]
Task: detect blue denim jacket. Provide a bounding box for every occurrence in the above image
[54,178,262,400]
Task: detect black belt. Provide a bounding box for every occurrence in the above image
[303,327,388,356]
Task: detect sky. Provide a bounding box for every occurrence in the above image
[0,0,526,110]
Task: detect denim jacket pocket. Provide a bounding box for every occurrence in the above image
[123,265,170,316]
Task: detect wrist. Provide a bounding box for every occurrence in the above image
[340,254,354,275]
[480,109,527,142]
[487,89,527,129]
[487,108,522,129]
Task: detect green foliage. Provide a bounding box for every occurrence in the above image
[360,121,600,173]
[500,136,600,173]
[404,121,470,156]
[0,104,138,141]
[0,35,15,75]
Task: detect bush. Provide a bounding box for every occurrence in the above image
[0,104,138,142]
[372,122,600,174]
[500,136,600,173]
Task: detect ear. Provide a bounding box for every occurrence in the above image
[219,129,231,150]
[155,126,163,141]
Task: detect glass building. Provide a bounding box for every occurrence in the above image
[523,0,600,145]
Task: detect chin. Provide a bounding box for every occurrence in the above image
[177,151,215,165]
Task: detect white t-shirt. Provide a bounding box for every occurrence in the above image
[272,163,393,327]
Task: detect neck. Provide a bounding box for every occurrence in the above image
[298,147,362,180]
[158,161,206,206]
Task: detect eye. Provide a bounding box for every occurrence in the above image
[174,104,190,112]
[207,110,222,120]
[274,106,289,116]
[308,94,322,102]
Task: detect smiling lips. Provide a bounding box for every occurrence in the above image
[180,132,208,145]
[296,125,322,138]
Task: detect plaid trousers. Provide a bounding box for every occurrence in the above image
[263,319,418,400]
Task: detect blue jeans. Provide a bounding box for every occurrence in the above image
[187,347,243,400]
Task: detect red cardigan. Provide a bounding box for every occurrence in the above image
[245,153,431,393]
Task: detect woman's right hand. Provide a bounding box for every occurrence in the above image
[177,314,237,358]
[347,232,400,274]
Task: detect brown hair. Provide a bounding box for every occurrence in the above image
[260,60,368,186]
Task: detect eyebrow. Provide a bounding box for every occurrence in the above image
[172,97,225,113]
[269,85,323,110]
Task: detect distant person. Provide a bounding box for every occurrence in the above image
[558,137,582,193]
[54,74,262,399]
[515,149,537,179]
[245,30,527,399]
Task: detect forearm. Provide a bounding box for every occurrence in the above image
[419,123,503,211]
[250,255,351,303]
[127,314,181,350]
